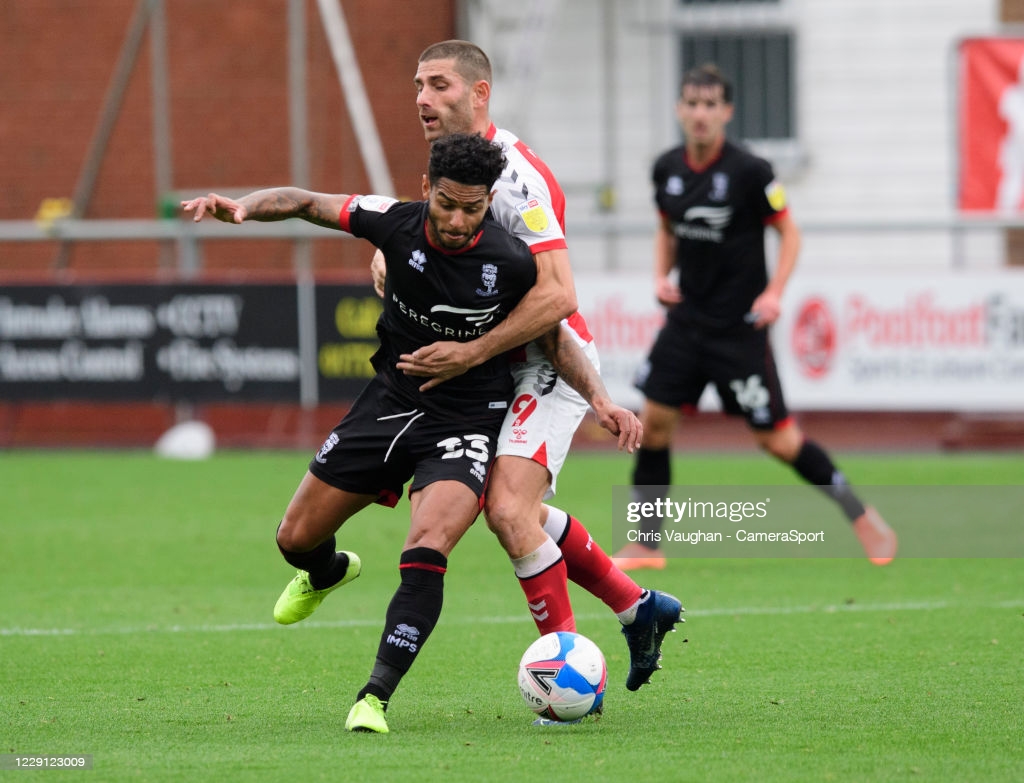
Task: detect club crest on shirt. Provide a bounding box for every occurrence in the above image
[516,198,549,232]
[709,172,730,202]
[476,263,499,296]
[665,176,684,196]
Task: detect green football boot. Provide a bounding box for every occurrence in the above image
[345,695,389,734]
[272,551,361,625]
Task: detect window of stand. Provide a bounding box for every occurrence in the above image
[678,31,795,142]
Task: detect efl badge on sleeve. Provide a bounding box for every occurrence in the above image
[765,181,788,212]
[356,195,398,213]
[516,199,549,233]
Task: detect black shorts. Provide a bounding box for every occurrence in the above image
[635,320,789,430]
[308,376,504,506]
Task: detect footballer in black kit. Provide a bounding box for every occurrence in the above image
[617,63,896,572]
[638,139,790,428]
[349,196,535,409]
[310,195,537,505]
[182,131,573,732]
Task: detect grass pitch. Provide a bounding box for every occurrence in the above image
[2,450,1022,782]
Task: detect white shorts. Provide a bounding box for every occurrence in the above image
[497,321,599,499]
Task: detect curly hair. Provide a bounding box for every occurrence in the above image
[428,132,506,190]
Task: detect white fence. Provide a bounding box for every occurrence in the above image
[4,217,1024,412]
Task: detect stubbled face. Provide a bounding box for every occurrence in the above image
[414,58,478,142]
[676,84,733,147]
[423,176,491,250]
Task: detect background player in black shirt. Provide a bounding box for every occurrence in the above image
[612,64,897,570]
[183,134,540,733]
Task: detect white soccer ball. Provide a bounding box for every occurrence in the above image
[517,631,607,721]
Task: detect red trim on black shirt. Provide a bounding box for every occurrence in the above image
[337,194,359,232]
[422,220,485,254]
[683,145,725,174]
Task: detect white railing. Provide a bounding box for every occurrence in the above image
[2,214,1023,273]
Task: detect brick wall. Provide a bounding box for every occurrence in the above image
[0,1,457,445]
[1,0,454,276]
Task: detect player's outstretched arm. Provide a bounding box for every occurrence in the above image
[534,324,642,453]
[181,188,349,231]
[396,246,577,390]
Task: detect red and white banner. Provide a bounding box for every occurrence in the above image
[958,37,1024,212]
[576,271,1024,412]
[773,271,1024,410]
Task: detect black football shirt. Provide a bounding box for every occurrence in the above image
[652,139,787,330]
[339,194,537,411]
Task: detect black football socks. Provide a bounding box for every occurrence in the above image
[790,440,866,521]
[358,547,447,705]
[276,531,352,590]
[631,447,672,545]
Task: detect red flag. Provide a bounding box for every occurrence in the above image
[959,38,1024,212]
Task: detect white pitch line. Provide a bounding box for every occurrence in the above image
[2,598,1021,638]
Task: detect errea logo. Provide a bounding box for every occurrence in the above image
[408,249,427,272]
[471,460,487,483]
[387,623,421,653]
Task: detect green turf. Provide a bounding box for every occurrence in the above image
[2,451,1022,782]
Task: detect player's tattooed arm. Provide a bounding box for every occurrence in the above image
[181,188,348,230]
[536,325,642,452]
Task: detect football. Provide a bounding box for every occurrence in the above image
[517,631,607,722]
